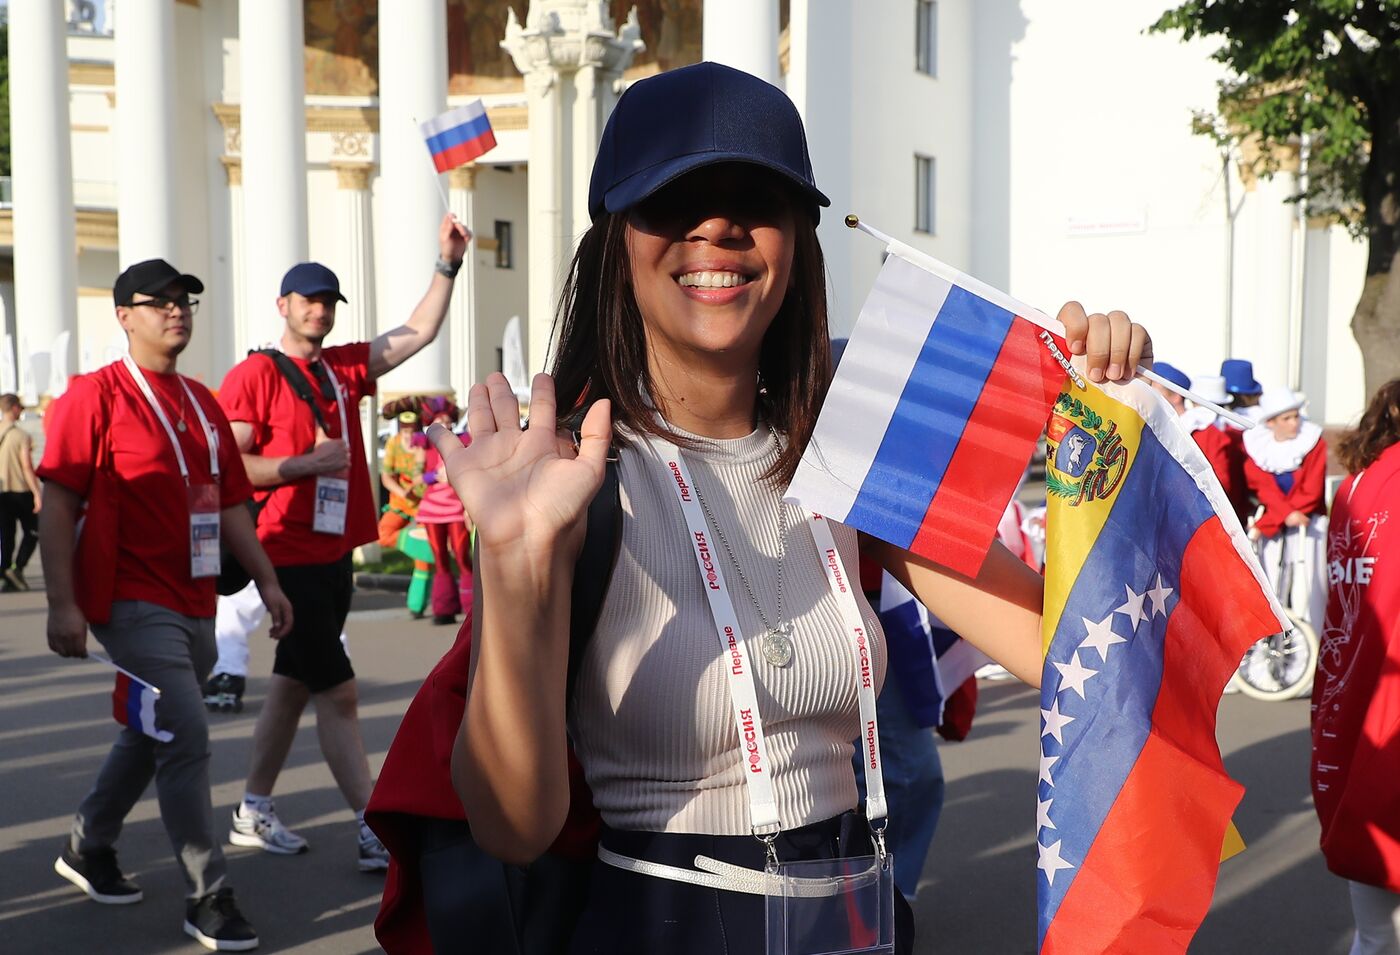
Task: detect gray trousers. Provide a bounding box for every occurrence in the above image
[71,600,226,898]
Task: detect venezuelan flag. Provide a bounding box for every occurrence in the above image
[1035,378,1287,953]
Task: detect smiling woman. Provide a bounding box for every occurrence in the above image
[371,60,1153,955]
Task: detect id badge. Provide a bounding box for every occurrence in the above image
[765,852,895,955]
[188,484,222,579]
[313,475,349,535]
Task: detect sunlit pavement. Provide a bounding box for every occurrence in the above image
[2,584,1354,954]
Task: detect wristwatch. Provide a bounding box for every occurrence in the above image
[434,256,462,279]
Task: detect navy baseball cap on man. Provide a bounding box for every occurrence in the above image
[280,262,348,303]
[588,61,831,223]
[113,258,204,306]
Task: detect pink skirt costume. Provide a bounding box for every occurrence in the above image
[419,432,471,619]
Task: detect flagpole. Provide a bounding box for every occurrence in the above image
[843,214,1256,430]
[412,115,454,218]
[89,653,163,695]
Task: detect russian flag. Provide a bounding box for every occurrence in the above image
[110,670,174,743]
[419,100,496,174]
[786,249,1070,577]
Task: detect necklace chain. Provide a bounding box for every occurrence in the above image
[690,425,788,637]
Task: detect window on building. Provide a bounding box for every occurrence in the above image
[495,220,513,269]
[916,0,937,76]
[915,155,935,234]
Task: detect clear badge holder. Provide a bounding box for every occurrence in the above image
[765,843,895,955]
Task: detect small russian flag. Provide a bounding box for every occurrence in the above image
[104,662,174,742]
[787,248,1070,578]
[419,100,496,173]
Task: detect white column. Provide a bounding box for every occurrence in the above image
[9,1,78,401]
[239,0,308,349]
[378,0,449,394]
[703,0,780,85]
[503,2,642,376]
[114,0,177,264]
[449,165,478,393]
[333,162,380,552]
[221,158,252,354]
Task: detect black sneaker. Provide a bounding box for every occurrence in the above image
[54,843,143,904]
[184,886,259,952]
[202,673,246,714]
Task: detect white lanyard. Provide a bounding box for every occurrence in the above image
[651,435,887,841]
[121,355,219,484]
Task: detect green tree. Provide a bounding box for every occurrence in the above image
[1152,1,1400,397]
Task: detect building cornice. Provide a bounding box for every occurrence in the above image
[69,62,115,87]
[210,102,528,136]
[0,209,118,251]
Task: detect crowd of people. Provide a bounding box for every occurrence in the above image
[32,212,468,951]
[7,58,1396,955]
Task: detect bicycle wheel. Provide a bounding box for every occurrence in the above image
[1233,610,1319,702]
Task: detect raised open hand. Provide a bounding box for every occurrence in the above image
[428,373,611,559]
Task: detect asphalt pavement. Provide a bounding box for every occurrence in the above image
[0,584,1355,954]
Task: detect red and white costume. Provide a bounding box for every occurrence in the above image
[1182,405,1252,526]
[1244,419,1329,629]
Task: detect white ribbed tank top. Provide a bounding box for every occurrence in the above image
[568,422,887,835]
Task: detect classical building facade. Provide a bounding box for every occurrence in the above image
[1,0,1370,425]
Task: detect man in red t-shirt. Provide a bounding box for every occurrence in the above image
[218,213,469,873]
[39,258,292,952]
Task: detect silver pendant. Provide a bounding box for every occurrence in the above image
[176,419,187,432]
[761,628,794,668]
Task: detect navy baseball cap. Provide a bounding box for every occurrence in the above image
[588,61,830,223]
[280,262,347,303]
[113,258,203,306]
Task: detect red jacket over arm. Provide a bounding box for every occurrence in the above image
[1312,443,1400,892]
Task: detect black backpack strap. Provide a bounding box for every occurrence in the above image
[566,453,622,703]
[253,348,332,434]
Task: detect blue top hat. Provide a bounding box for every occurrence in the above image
[1220,359,1262,396]
[1152,361,1191,392]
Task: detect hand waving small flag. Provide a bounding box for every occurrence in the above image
[419,100,496,173]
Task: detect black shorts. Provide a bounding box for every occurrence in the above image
[273,554,354,692]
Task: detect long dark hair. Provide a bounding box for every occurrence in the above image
[548,210,831,486]
[1337,379,1400,474]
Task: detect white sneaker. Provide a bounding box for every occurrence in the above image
[358,827,389,873]
[228,802,309,855]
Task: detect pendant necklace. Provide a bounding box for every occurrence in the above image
[691,425,795,668]
[159,386,188,431]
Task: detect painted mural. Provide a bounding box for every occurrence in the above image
[305,0,379,97]
[300,1,705,98]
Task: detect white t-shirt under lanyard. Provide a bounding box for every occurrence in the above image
[311,359,351,536]
[651,435,888,852]
[121,355,223,577]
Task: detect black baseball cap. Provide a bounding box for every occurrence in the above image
[113,259,204,306]
[588,61,830,223]
[280,262,348,303]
